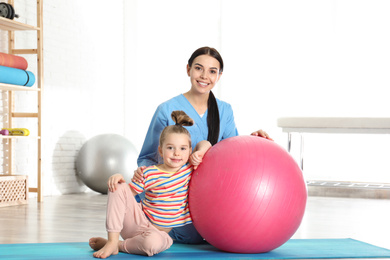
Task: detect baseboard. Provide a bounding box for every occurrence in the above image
[307,180,390,199]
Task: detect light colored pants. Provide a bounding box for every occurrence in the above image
[106,183,173,256]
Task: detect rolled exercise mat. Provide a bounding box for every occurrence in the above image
[0,52,28,70]
[0,65,35,87]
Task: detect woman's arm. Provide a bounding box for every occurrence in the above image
[137,105,168,167]
[219,101,239,140]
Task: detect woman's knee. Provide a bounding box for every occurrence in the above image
[169,224,204,244]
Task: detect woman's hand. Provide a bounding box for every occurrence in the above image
[107,173,126,192]
[132,166,146,183]
[190,151,205,170]
[251,129,273,141]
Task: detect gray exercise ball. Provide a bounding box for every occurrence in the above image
[76,134,138,194]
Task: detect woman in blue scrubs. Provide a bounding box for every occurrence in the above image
[135,46,271,244]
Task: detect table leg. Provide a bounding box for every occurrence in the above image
[286,132,304,170]
[300,133,304,171]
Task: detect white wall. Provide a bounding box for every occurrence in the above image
[124,0,390,184]
[43,0,126,194]
[123,0,223,149]
[220,0,390,183]
[2,0,390,197]
[1,0,126,195]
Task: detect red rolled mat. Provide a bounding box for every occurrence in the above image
[0,52,28,70]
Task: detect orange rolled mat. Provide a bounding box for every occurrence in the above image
[0,52,28,70]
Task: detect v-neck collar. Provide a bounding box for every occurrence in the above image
[179,94,208,122]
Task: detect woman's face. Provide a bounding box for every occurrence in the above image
[187,54,222,95]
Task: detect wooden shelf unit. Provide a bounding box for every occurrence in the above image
[0,0,43,203]
[0,82,41,91]
[0,16,40,31]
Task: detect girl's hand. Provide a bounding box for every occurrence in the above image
[107,173,126,192]
[190,151,205,170]
[251,129,273,141]
[132,166,146,183]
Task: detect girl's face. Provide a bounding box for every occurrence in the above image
[158,133,192,172]
[187,54,222,95]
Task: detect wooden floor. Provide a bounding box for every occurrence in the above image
[1,193,389,251]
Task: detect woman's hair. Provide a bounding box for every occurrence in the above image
[188,47,223,145]
[159,110,194,147]
[188,47,224,73]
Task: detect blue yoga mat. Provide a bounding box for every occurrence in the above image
[0,65,35,86]
[0,239,389,260]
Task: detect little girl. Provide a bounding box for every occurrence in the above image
[89,110,211,258]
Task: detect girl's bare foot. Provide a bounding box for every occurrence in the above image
[89,237,107,251]
[92,240,119,259]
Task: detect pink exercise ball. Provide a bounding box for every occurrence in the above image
[189,136,307,253]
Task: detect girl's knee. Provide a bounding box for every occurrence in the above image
[114,182,128,192]
[108,182,132,199]
[141,230,173,256]
[121,230,172,256]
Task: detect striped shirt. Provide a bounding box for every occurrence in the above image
[129,163,193,228]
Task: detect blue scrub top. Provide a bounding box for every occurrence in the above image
[137,94,238,167]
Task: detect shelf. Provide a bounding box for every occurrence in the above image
[0,83,40,91]
[12,112,39,118]
[0,136,40,139]
[1,0,43,203]
[0,17,39,31]
[11,49,38,55]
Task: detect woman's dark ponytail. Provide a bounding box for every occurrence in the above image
[188,47,223,145]
[207,91,220,145]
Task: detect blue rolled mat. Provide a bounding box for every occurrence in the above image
[0,65,35,87]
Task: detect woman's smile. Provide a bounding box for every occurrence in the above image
[197,81,209,87]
